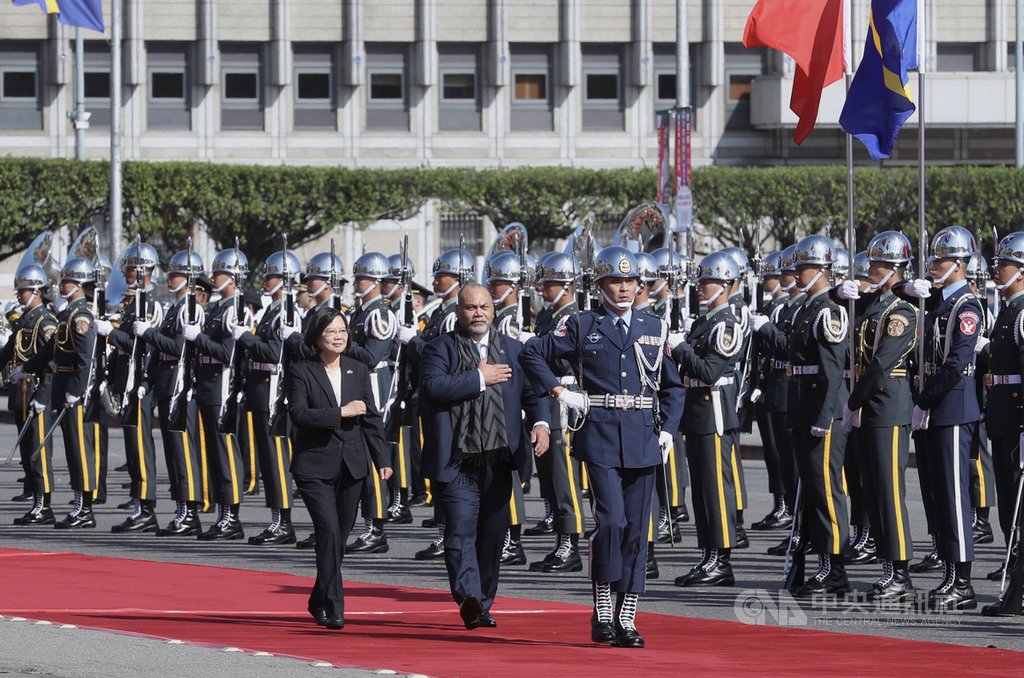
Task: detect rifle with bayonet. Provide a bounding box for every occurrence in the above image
[168,238,198,433]
[383,235,414,425]
[330,237,342,311]
[218,237,247,435]
[269,235,294,435]
[736,227,763,421]
[122,235,156,425]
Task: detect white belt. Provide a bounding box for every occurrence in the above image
[788,365,819,376]
[248,361,277,372]
[199,356,222,365]
[684,376,734,388]
[987,374,1021,386]
[771,360,787,370]
[373,360,395,371]
[588,394,654,410]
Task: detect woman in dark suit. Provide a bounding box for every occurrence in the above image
[288,307,392,629]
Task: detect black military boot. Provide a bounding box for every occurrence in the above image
[590,581,616,645]
[346,518,389,553]
[845,524,877,565]
[793,553,850,598]
[673,489,690,523]
[295,532,317,549]
[14,493,55,526]
[249,508,298,545]
[987,562,1006,581]
[973,508,994,545]
[867,560,914,603]
[909,537,943,572]
[530,533,560,571]
[415,524,445,559]
[657,507,682,543]
[735,511,749,549]
[199,503,245,541]
[55,491,96,529]
[646,543,660,579]
[752,495,793,530]
[677,548,735,587]
[613,592,644,648]
[542,533,583,572]
[928,561,977,611]
[112,499,159,533]
[159,501,203,536]
[385,489,412,524]
[500,529,527,566]
[524,502,555,536]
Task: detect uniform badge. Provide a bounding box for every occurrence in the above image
[42,326,56,341]
[74,317,91,335]
[959,310,979,336]
[887,315,909,337]
[554,326,568,337]
[618,259,632,274]
[587,332,601,343]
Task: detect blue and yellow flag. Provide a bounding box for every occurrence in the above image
[11,0,104,33]
[839,0,918,160]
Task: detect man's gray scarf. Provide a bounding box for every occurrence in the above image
[449,327,509,467]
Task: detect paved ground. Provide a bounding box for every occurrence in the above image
[1,424,1022,676]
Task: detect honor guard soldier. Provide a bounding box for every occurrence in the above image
[344,251,398,555]
[965,252,996,547]
[136,249,206,535]
[283,252,348,363]
[519,252,587,573]
[396,248,474,560]
[25,257,100,528]
[896,226,982,610]
[669,251,743,587]
[2,263,58,524]
[720,246,751,547]
[521,246,685,648]
[183,246,251,541]
[841,231,918,602]
[754,235,852,597]
[96,242,163,533]
[233,249,301,545]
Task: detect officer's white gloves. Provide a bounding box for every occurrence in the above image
[837,279,861,300]
[842,403,860,427]
[683,317,695,334]
[93,319,113,337]
[29,399,46,414]
[667,332,687,351]
[281,322,300,341]
[8,365,27,382]
[557,388,590,418]
[133,319,152,337]
[516,330,535,345]
[658,431,674,464]
[182,323,201,342]
[396,324,418,345]
[749,314,770,332]
[810,425,830,438]
[911,405,929,431]
[4,300,19,314]
[749,387,763,404]
[904,279,932,299]
[65,393,80,407]
[230,323,251,341]
[975,336,990,354]
[1019,433,1024,469]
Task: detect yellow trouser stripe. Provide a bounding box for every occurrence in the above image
[975,456,987,506]
[822,427,840,554]
[891,426,907,561]
[182,430,196,502]
[198,411,209,510]
[509,472,519,524]
[287,437,293,461]
[137,405,148,498]
[76,405,90,491]
[731,441,743,510]
[274,436,290,509]
[226,434,240,504]
[38,412,49,493]
[246,412,257,493]
[371,463,384,517]
[564,432,583,533]
[93,423,100,499]
[398,428,408,487]
[648,505,654,541]
[668,443,679,505]
[715,434,730,548]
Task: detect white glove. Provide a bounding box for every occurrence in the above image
[749,314,770,332]
[557,388,590,418]
[682,317,695,334]
[230,323,251,341]
[911,405,929,431]
[975,336,990,354]
[133,319,152,337]
[905,279,932,299]
[842,404,855,427]
[667,332,687,350]
[837,279,861,300]
[65,393,80,407]
[182,323,201,341]
[397,324,418,345]
[516,330,536,345]
[4,300,19,314]
[658,431,674,464]
[8,365,27,382]
[29,399,46,414]
[1019,433,1024,469]
[281,322,300,340]
[810,425,830,438]
[93,319,113,336]
[749,387,763,404]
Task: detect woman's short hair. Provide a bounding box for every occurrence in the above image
[304,306,350,354]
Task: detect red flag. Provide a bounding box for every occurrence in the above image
[743,0,845,144]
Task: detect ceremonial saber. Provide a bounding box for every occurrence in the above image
[999,445,1024,593]
[4,416,36,466]
[30,405,70,462]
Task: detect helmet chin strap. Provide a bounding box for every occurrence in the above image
[169,278,187,295]
[261,279,284,297]
[868,267,896,291]
[387,285,402,299]
[797,269,824,294]
[542,284,569,309]
[932,260,960,285]
[650,279,668,297]
[307,280,328,298]
[353,283,379,301]
[491,286,514,306]
[704,284,726,306]
[18,289,39,312]
[599,287,634,310]
[438,280,459,298]
[59,283,80,301]
[781,279,796,292]
[212,277,232,294]
[996,268,1023,291]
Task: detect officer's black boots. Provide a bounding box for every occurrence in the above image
[524,502,554,536]
[346,518,389,553]
[500,529,527,566]
[415,524,445,560]
[675,548,735,587]
[973,508,994,545]
[752,494,793,530]
[928,561,977,610]
[199,503,244,541]
[539,533,582,572]
[55,491,96,529]
[14,493,54,526]
[909,537,943,573]
[590,581,616,645]
[613,592,644,648]
[793,553,850,598]
[868,560,914,603]
[249,508,297,545]
[112,499,158,533]
[159,501,203,536]
[646,544,659,579]
[845,525,877,565]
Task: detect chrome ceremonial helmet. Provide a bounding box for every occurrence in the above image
[432,248,476,280]
[121,242,160,272]
[14,262,50,291]
[792,234,835,267]
[306,252,346,281]
[264,250,302,279]
[852,250,870,280]
[762,251,783,279]
[995,232,1024,265]
[594,246,640,281]
[484,250,521,284]
[633,251,659,285]
[930,226,977,260]
[536,252,576,284]
[385,253,415,282]
[966,252,988,282]
[167,250,205,277]
[866,230,913,265]
[352,251,391,282]
[833,248,850,279]
[60,257,96,285]
[211,247,250,280]
[721,246,750,276]
[697,250,740,284]
[779,244,797,273]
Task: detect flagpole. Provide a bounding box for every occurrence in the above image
[916,0,926,380]
[73,29,87,160]
[1016,0,1023,167]
[109,0,123,257]
[844,0,855,392]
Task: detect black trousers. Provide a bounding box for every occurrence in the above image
[122,392,158,502]
[440,459,513,611]
[856,425,914,562]
[295,472,363,619]
[248,409,293,510]
[843,421,870,526]
[157,396,202,504]
[756,403,785,496]
[686,430,738,550]
[920,422,975,563]
[61,403,99,495]
[13,384,53,495]
[970,420,995,510]
[536,429,585,533]
[793,423,849,555]
[198,404,243,506]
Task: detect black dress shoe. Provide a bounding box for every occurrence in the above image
[674,504,690,524]
[460,595,484,630]
[54,509,97,529]
[11,491,32,502]
[543,548,582,573]
[987,563,1005,581]
[751,510,793,531]
[590,613,617,644]
[345,529,388,554]
[845,536,877,565]
[116,499,134,510]
[529,550,555,571]
[157,511,202,537]
[867,565,914,603]
[407,493,428,507]
[248,523,297,545]
[973,519,994,545]
[111,512,159,534]
[767,534,808,556]
[646,551,660,580]
[421,517,438,528]
[676,553,735,587]
[14,507,55,526]
[613,621,644,649]
[198,518,244,541]
[734,525,749,549]
[909,551,943,573]
[325,616,344,630]
[308,606,328,626]
[523,516,554,536]
[928,563,977,611]
[296,533,317,550]
[478,611,497,628]
[385,505,413,524]
[792,560,850,598]
[415,541,445,560]
[500,540,527,566]
[114,463,129,473]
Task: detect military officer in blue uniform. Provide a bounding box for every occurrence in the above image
[2,263,58,525]
[842,231,918,602]
[136,249,206,535]
[965,252,996,547]
[521,246,684,649]
[754,235,851,596]
[895,226,983,610]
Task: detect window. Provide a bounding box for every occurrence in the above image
[656,72,675,102]
[510,44,553,132]
[440,213,485,258]
[723,43,766,132]
[365,43,409,131]
[936,43,981,72]
[0,44,41,129]
[293,45,336,130]
[438,43,481,132]
[581,45,624,130]
[728,74,755,103]
[220,43,264,130]
[83,42,111,128]
[147,43,190,130]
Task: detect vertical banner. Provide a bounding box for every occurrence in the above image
[674,108,693,234]
[684,107,692,186]
[656,111,671,213]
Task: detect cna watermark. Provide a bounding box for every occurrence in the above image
[733,589,966,628]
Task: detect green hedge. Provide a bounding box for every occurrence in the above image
[1,159,1022,263]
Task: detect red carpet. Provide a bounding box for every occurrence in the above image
[1,547,1022,677]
